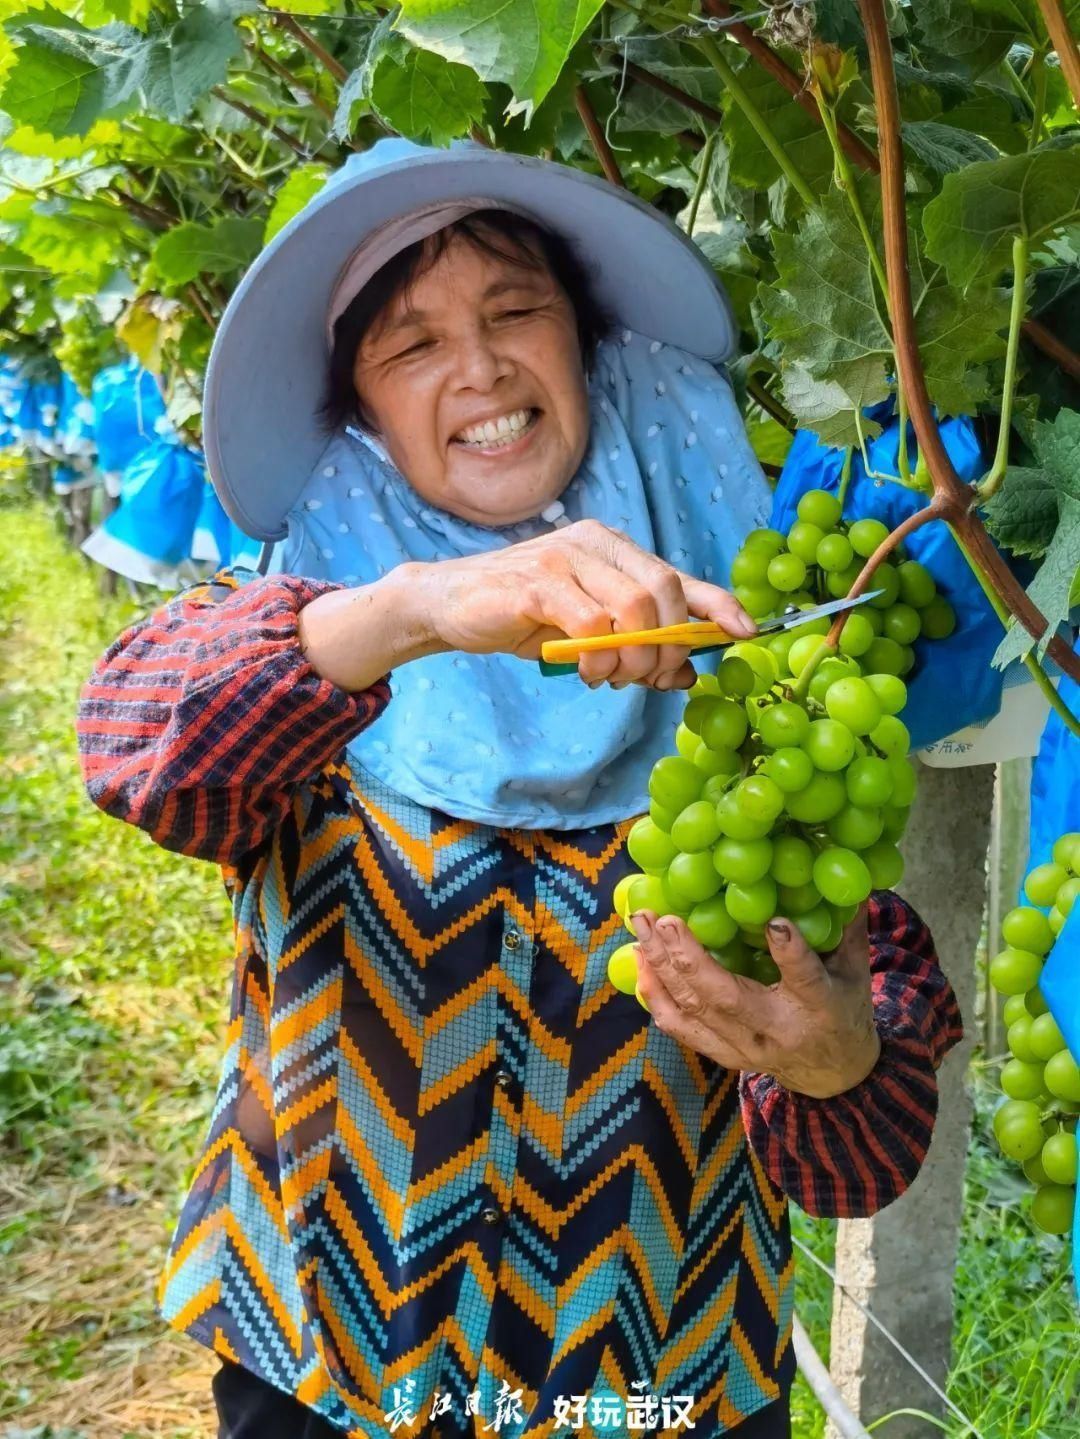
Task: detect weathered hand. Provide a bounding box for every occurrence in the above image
[630,905,882,1099]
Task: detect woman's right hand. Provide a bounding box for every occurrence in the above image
[407,519,756,690]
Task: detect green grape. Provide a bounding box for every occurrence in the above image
[920,596,956,638]
[671,800,722,853]
[1003,994,1030,1027]
[702,774,733,806]
[989,947,1044,996]
[768,553,807,592]
[869,715,911,758]
[735,584,782,619]
[726,877,779,927]
[675,723,700,760]
[808,657,862,708]
[613,873,643,919]
[750,951,782,986]
[761,746,815,793]
[739,923,769,948]
[735,775,785,824]
[797,489,842,529]
[681,696,716,734]
[718,656,755,697]
[731,548,773,587]
[827,804,885,851]
[627,874,668,917]
[1002,906,1055,957]
[1023,1153,1053,1186]
[1025,863,1070,908]
[690,673,722,698]
[770,834,815,887]
[710,938,754,975]
[1028,1014,1067,1062]
[667,851,723,905]
[791,609,831,638]
[864,673,908,715]
[804,719,856,773]
[883,603,921,647]
[649,799,676,831]
[743,528,787,556]
[700,701,750,752]
[1050,905,1067,936]
[1007,1015,1038,1063]
[716,793,774,841]
[786,772,847,824]
[1001,1058,1047,1101]
[826,564,862,599]
[824,677,882,736]
[1042,1131,1079,1186]
[694,742,741,778]
[1030,1185,1075,1235]
[862,840,904,889]
[713,835,774,885]
[660,873,694,915]
[821,906,847,952]
[1045,1050,1080,1103]
[727,642,780,697]
[777,880,822,915]
[768,633,797,674]
[1051,832,1080,872]
[817,533,855,573]
[687,894,739,949]
[787,521,825,564]
[634,982,649,1011]
[1026,986,1051,1018]
[896,560,937,609]
[1057,877,1080,917]
[897,645,916,677]
[757,701,810,749]
[837,612,875,658]
[794,905,833,950]
[993,1099,1044,1161]
[608,943,641,995]
[880,804,911,840]
[812,847,873,906]
[867,564,901,609]
[649,756,705,813]
[848,518,890,557]
[627,818,678,875]
[864,606,885,635]
[888,758,917,808]
[788,635,827,676]
[846,755,893,808]
[864,637,907,676]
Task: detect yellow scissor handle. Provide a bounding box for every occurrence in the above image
[540,620,738,664]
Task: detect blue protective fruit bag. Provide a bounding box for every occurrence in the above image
[106,437,206,565]
[769,406,1005,749]
[91,360,167,475]
[1024,641,1080,1292]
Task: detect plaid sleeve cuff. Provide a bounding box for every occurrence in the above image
[76,565,392,866]
[738,890,963,1219]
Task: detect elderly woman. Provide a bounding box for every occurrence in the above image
[76,139,959,1439]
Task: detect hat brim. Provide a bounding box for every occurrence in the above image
[203,147,737,542]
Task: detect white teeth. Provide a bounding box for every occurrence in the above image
[456,408,533,447]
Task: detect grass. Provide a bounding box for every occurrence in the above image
[0,484,1077,1438]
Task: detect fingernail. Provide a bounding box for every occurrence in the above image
[767,918,791,940]
[611,681,627,691]
[586,679,603,689]
[630,910,652,940]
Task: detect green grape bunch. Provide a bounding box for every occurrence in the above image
[606,500,923,1012]
[989,831,1080,1238]
[55,308,119,398]
[729,488,956,680]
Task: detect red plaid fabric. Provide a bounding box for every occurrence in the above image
[75,565,961,1224]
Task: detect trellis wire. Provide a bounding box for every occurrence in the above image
[793,1236,984,1439]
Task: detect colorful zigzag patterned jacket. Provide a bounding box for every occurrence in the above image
[75,566,963,1439]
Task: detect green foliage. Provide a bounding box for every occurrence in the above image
[264,162,329,243]
[370,44,487,144]
[152,216,262,284]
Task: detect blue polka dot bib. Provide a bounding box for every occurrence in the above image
[267,331,772,829]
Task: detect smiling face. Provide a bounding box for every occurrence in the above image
[350,227,592,527]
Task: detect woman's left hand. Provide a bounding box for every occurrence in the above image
[630,905,882,1099]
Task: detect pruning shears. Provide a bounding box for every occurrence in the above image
[537,590,884,677]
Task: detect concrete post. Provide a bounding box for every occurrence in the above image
[826,763,996,1438]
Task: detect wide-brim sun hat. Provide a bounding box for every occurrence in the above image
[203,137,738,543]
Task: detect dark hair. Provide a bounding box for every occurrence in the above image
[320,209,612,433]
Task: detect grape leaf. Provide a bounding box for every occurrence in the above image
[152,217,262,283]
[263,164,328,244]
[983,466,1060,557]
[916,0,1037,72]
[812,0,865,48]
[370,46,486,144]
[394,0,604,110]
[723,57,835,195]
[0,33,117,134]
[902,120,997,176]
[779,363,886,450]
[993,409,1080,667]
[139,2,243,120]
[924,148,1080,288]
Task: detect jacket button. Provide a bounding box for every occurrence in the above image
[481,1205,503,1225]
[495,1068,512,1089]
[504,930,521,950]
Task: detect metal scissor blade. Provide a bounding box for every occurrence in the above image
[754,589,885,636]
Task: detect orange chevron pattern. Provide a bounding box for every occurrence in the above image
[158,761,794,1437]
